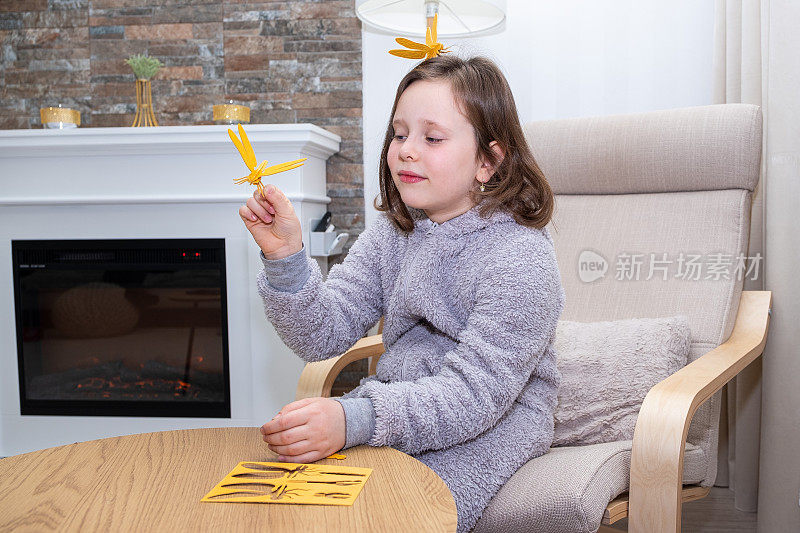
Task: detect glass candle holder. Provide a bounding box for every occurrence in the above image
[213,101,250,125]
[40,105,80,129]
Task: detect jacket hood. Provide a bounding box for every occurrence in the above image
[408,203,517,238]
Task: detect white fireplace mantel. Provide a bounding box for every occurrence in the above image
[0,124,341,457]
[0,124,339,206]
[0,124,340,156]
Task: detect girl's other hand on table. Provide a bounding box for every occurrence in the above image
[260,397,347,463]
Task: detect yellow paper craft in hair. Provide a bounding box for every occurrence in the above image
[389,13,450,60]
[228,124,307,198]
[201,461,373,506]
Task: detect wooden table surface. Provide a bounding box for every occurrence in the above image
[0,427,457,532]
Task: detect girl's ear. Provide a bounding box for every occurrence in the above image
[478,140,505,180]
[488,140,505,164]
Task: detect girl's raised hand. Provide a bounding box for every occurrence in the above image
[260,397,347,463]
[239,185,304,260]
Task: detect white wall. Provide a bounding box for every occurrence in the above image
[361,0,716,229]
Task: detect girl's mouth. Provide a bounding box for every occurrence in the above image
[398,171,426,183]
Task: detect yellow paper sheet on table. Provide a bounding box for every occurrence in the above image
[201,461,373,506]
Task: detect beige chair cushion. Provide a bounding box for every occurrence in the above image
[544,188,751,487]
[473,440,707,533]
[524,104,761,195]
[553,316,691,447]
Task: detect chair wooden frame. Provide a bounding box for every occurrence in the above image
[295,290,772,532]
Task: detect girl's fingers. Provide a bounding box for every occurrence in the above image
[246,197,272,224]
[260,184,294,216]
[262,424,308,446]
[253,188,277,215]
[266,438,314,457]
[262,405,313,438]
[273,446,322,464]
[280,397,318,414]
[239,205,258,222]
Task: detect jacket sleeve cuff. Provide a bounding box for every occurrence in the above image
[334,397,376,449]
[259,245,311,293]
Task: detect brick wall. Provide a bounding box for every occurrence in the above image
[0,0,364,252]
[0,0,370,393]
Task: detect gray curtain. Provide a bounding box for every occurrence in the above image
[712,0,766,513]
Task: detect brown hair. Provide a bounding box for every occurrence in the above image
[373,55,555,233]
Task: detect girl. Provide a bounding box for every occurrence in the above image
[240,55,565,533]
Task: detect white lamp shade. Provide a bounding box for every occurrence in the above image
[356,0,505,38]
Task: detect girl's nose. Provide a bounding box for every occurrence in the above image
[399,137,419,161]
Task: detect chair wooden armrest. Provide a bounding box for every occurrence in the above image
[294,334,385,400]
[625,290,772,532]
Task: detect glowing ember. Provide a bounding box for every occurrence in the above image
[27,360,224,402]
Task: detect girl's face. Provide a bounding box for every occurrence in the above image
[388,79,494,223]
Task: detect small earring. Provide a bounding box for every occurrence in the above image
[480,181,486,192]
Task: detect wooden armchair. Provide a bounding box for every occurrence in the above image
[296,103,769,532]
[296,291,770,531]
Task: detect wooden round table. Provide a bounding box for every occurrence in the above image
[0,427,457,532]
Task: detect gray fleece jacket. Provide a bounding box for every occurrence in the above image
[257,202,565,533]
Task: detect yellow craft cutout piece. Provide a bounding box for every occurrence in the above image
[326,453,346,460]
[228,123,307,198]
[389,13,450,60]
[201,461,372,506]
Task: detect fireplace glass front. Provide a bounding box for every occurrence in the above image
[12,239,230,417]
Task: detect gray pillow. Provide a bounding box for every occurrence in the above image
[551,315,691,447]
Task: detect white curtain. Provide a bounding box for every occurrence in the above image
[756,1,800,530]
[712,0,766,513]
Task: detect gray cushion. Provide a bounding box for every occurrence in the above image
[553,316,691,447]
[473,440,707,533]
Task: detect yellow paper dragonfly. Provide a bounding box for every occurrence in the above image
[388,13,450,60]
[228,123,307,198]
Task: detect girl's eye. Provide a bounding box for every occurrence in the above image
[426,137,444,144]
[393,134,406,141]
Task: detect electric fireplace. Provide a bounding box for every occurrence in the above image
[0,123,341,456]
[12,239,231,418]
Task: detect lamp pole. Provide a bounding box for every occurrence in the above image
[425,0,439,32]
